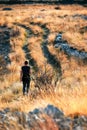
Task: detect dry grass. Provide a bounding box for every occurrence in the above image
[1,84,87,117]
[0,4,87,116]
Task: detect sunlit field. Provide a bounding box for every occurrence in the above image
[0,3,87,116]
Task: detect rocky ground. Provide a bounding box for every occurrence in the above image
[54,33,87,60]
[0,105,87,130]
[0,26,11,64]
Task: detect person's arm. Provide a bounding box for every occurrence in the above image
[20,68,23,81]
[29,66,32,76]
[30,66,34,80]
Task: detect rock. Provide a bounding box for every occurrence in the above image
[54,6,61,10]
[29,108,42,115]
[44,104,64,118]
[54,33,87,60]
[4,108,10,113]
[55,116,72,130]
[41,9,45,11]
[0,105,87,129]
[73,126,83,130]
[2,8,12,11]
[72,14,87,20]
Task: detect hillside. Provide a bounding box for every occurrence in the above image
[0,0,86,4]
[0,3,87,122]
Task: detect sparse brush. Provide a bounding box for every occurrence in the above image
[0,90,14,103]
[48,33,56,45]
[10,26,20,37]
[12,85,21,95]
[0,4,87,116]
[29,24,44,36]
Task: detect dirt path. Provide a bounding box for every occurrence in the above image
[28,22,62,77]
[15,22,62,84]
[14,23,38,71]
[40,24,62,77]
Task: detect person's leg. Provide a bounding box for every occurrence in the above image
[26,79,30,94]
[23,81,26,95]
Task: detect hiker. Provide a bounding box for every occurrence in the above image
[20,60,30,95]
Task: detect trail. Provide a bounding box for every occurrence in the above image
[0,22,63,96]
[29,22,62,78]
[41,24,62,77]
[0,23,39,101]
[14,23,38,71]
[15,22,62,78]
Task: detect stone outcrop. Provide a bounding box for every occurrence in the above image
[54,33,87,60]
[0,105,87,130]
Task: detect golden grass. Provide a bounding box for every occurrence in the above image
[28,36,52,71]
[1,84,87,116]
[0,4,87,116]
[29,24,44,36]
[63,31,87,51]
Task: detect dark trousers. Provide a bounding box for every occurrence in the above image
[22,79,30,94]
